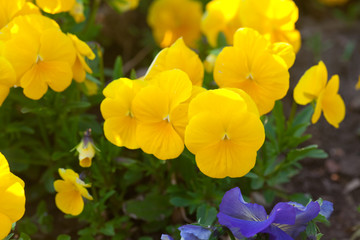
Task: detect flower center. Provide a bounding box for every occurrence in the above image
[222,133,230,140]
[127,110,134,118]
[163,115,170,122]
[246,73,254,80]
[36,54,43,63]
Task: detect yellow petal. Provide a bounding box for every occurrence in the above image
[72,57,86,82]
[0,212,12,240]
[226,88,260,117]
[0,173,26,222]
[151,69,192,110]
[145,38,204,86]
[38,61,73,92]
[20,64,48,100]
[322,75,345,128]
[294,61,328,105]
[68,33,95,60]
[0,153,10,174]
[13,2,41,18]
[39,29,76,65]
[132,85,170,123]
[136,121,184,160]
[0,0,26,29]
[311,95,323,124]
[36,0,76,14]
[233,28,270,55]
[356,76,360,90]
[101,98,130,120]
[170,102,189,140]
[188,89,248,120]
[55,190,84,216]
[103,116,139,149]
[270,42,295,68]
[195,141,257,178]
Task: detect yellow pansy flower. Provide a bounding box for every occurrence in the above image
[0,153,26,239]
[356,76,360,90]
[239,0,301,53]
[185,89,265,178]
[0,0,40,29]
[68,33,95,83]
[293,61,345,128]
[147,0,202,48]
[145,38,204,86]
[54,168,93,216]
[76,129,97,168]
[214,28,292,115]
[36,0,76,14]
[108,0,139,12]
[201,0,242,47]
[101,78,147,150]
[69,1,85,23]
[132,69,192,160]
[0,56,16,106]
[2,15,76,99]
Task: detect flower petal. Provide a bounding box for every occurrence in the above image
[55,190,84,216]
[136,121,184,160]
[103,116,139,149]
[178,225,212,240]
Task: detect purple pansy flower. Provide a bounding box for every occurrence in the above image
[217,187,322,240]
[161,234,174,240]
[178,225,212,240]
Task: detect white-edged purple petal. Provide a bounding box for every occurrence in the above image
[178,225,212,240]
[318,200,333,219]
[219,187,267,221]
[161,234,174,240]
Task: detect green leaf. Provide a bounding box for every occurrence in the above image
[290,105,313,137]
[286,145,328,163]
[18,233,31,240]
[216,32,228,48]
[113,56,123,79]
[3,233,14,240]
[57,235,71,240]
[196,204,218,226]
[251,177,264,190]
[130,69,137,79]
[100,222,115,236]
[125,193,172,222]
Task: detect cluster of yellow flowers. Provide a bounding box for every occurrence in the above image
[148,0,300,52]
[101,30,290,178]
[0,0,95,106]
[0,153,26,239]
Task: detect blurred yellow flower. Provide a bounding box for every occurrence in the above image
[0,153,26,239]
[132,69,192,160]
[356,76,360,90]
[108,0,139,12]
[214,28,292,115]
[68,33,95,83]
[54,168,92,216]
[294,61,345,128]
[147,0,202,48]
[318,0,348,6]
[0,0,40,29]
[201,0,242,47]
[70,1,85,23]
[101,78,147,149]
[145,38,204,86]
[2,15,76,99]
[239,0,301,53]
[76,129,97,168]
[36,0,76,14]
[185,89,264,178]
[203,53,217,73]
[0,56,16,106]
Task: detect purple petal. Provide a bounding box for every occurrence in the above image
[277,201,320,238]
[219,187,267,221]
[161,234,174,240]
[270,202,296,225]
[318,200,333,219]
[261,225,294,240]
[178,225,212,240]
